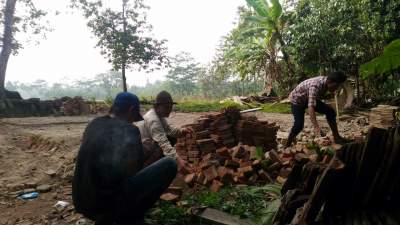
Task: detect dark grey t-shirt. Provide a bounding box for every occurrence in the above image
[72,116,144,217]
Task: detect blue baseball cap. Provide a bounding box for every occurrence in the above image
[112,92,143,121]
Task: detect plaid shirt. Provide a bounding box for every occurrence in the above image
[289,76,328,107]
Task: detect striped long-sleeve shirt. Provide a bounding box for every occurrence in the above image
[289,76,328,107]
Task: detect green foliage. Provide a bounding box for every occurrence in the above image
[361,39,400,78]
[6,71,125,100]
[105,95,113,105]
[174,100,246,113]
[284,0,400,100]
[145,201,190,225]
[258,199,281,225]
[214,0,294,95]
[253,146,265,159]
[286,0,369,73]
[306,141,335,162]
[186,184,281,223]
[144,185,281,225]
[1,0,50,54]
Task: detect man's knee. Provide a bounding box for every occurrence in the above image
[325,107,336,122]
[159,157,178,177]
[292,119,304,134]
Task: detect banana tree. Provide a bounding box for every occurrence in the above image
[245,0,295,87]
[361,39,400,79]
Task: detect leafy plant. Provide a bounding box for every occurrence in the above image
[145,201,190,225]
[361,39,400,79]
[186,184,282,223]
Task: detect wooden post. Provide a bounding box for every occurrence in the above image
[335,94,339,118]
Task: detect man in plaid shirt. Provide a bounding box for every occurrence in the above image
[286,71,348,147]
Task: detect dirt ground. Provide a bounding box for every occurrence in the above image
[0,111,368,225]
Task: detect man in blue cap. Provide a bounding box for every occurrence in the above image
[72,92,178,225]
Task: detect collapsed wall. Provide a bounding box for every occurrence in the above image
[0,93,108,117]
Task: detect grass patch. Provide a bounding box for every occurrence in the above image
[144,184,282,225]
[260,103,291,114]
[142,99,291,114]
[174,100,247,112]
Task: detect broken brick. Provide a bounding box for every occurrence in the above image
[210,180,224,192]
[216,147,231,158]
[237,166,253,177]
[224,159,240,168]
[184,173,196,186]
[160,193,179,202]
[203,166,218,182]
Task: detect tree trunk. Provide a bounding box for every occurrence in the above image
[0,0,17,99]
[263,63,273,96]
[122,65,127,92]
[355,68,360,106]
[121,0,128,92]
[275,29,295,82]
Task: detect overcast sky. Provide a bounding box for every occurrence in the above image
[6,0,244,86]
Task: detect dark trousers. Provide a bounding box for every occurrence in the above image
[288,100,336,144]
[95,157,177,225]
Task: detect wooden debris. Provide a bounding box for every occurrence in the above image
[369,105,399,129]
[274,125,400,225]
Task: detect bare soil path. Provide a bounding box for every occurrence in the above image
[0,112,365,224]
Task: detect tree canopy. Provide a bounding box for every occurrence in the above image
[71,0,168,91]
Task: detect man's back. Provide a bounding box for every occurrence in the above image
[289,76,327,106]
[72,116,144,218]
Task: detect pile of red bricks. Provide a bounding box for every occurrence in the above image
[175,109,281,192]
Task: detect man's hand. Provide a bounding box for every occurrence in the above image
[313,125,326,137]
[180,127,194,136]
[177,157,194,174]
[313,125,321,136]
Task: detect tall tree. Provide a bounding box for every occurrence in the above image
[286,0,400,101]
[0,0,17,99]
[213,4,290,95]
[0,0,48,98]
[166,52,200,97]
[72,0,168,92]
[245,0,295,85]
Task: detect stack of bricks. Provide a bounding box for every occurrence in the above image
[175,108,282,191]
[176,110,237,163]
[235,115,278,151]
[176,110,278,163]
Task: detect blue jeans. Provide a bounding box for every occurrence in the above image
[95,157,177,224]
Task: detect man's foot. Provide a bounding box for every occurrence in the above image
[285,134,296,148]
[334,136,351,144]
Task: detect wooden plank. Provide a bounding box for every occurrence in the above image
[194,208,254,225]
[352,128,387,205]
[364,127,395,205]
[300,155,342,223]
[281,156,305,195]
[363,128,390,206]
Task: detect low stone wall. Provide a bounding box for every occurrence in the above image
[0,98,56,117]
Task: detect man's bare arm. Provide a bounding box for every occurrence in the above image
[308,106,321,135]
